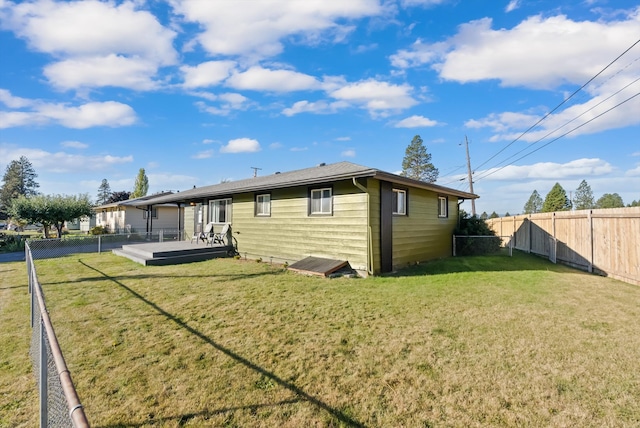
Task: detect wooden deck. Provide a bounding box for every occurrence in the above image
[113,241,234,266]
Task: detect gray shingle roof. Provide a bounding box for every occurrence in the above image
[142,161,478,205]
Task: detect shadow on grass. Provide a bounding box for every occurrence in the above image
[387,250,582,278]
[94,398,303,428]
[79,260,366,428]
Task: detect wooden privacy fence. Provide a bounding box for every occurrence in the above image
[486,207,640,286]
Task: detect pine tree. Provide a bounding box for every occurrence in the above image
[131,168,149,198]
[401,135,439,183]
[489,211,499,218]
[574,180,594,210]
[96,179,112,205]
[595,193,624,209]
[542,183,572,212]
[523,190,543,214]
[0,156,39,214]
[106,191,131,204]
[480,211,488,220]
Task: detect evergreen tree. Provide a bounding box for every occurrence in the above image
[595,193,624,209]
[106,191,131,204]
[574,179,594,210]
[504,212,511,217]
[96,179,112,205]
[489,211,499,218]
[629,200,640,207]
[523,190,543,214]
[542,183,572,212]
[131,168,149,198]
[401,135,439,183]
[0,156,39,214]
[480,211,488,220]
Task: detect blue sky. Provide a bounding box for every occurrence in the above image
[1,0,638,215]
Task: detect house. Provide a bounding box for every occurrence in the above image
[93,192,178,233]
[144,162,478,275]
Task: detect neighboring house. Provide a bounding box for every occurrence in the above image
[144,162,478,275]
[79,215,97,233]
[94,192,178,233]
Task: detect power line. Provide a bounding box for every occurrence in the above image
[473,37,640,172]
[473,90,640,182]
[475,76,640,177]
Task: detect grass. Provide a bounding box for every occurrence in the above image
[1,251,640,427]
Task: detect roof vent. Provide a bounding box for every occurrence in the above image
[275,171,281,174]
[318,162,326,167]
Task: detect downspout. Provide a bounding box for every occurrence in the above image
[352,177,373,276]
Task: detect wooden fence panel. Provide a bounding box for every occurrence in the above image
[486,207,640,286]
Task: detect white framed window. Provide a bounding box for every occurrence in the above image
[210,198,232,223]
[256,194,271,216]
[143,208,158,219]
[393,189,407,215]
[310,188,332,215]
[438,196,448,218]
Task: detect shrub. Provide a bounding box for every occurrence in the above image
[454,214,501,256]
[89,225,109,235]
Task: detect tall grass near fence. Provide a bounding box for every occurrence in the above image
[486,207,640,285]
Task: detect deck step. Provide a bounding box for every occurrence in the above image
[113,241,233,266]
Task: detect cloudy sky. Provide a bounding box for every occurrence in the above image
[1,0,638,215]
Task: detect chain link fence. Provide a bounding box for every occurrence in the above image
[28,229,186,260]
[26,242,90,427]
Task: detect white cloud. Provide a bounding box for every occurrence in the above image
[329,79,417,116]
[0,88,33,108]
[391,11,640,89]
[269,142,283,149]
[478,158,614,181]
[341,149,356,157]
[625,164,640,177]
[282,100,348,116]
[400,0,447,6]
[505,0,520,13]
[0,90,138,129]
[194,92,251,117]
[181,60,237,88]
[192,150,214,159]
[395,115,439,128]
[202,139,216,144]
[0,144,133,174]
[1,0,177,90]
[226,66,320,92]
[61,141,88,149]
[44,55,160,91]
[170,0,382,59]
[335,136,351,141]
[220,138,261,153]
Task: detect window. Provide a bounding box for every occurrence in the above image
[210,198,232,223]
[438,196,448,218]
[310,188,332,215]
[143,208,158,219]
[393,189,407,215]
[256,194,271,216]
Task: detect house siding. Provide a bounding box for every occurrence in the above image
[230,180,369,271]
[367,179,382,274]
[391,187,458,269]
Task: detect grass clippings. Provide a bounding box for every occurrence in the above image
[1,251,639,427]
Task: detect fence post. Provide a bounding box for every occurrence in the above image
[159,229,163,243]
[452,235,456,256]
[39,317,47,428]
[98,235,101,254]
[588,210,593,273]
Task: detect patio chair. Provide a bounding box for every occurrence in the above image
[191,222,214,244]
[209,223,230,246]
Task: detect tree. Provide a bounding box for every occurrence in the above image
[542,183,572,212]
[131,168,149,198]
[489,211,499,218]
[401,135,439,183]
[10,194,93,238]
[595,193,624,209]
[523,190,543,214]
[0,156,39,214]
[504,212,511,217]
[629,200,640,207]
[106,191,131,204]
[96,179,112,205]
[574,180,594,210]
[480,211,488,220]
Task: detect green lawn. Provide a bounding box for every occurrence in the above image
[1,252,639,427]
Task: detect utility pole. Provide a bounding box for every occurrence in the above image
[464,136,476,216]
[250,167,262,177]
